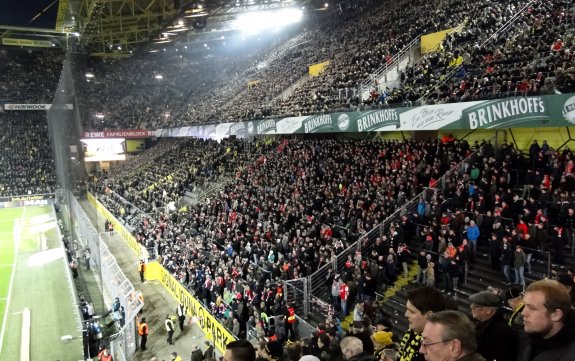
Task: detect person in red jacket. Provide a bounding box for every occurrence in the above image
[340,280,350,317]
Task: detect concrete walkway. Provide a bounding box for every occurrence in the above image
[79,200,212,361]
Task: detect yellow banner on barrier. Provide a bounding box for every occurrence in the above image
[87,192,142,256]
[308,60,330,77]
[420,26,459,54]
[87,192,236,353]
[146,263,237,353]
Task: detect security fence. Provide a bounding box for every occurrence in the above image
[283,278,309,318]
[69,193,143,361]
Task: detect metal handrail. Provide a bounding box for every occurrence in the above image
[419,0,539,103]
[307,139,492,312]
[360,36,420,88]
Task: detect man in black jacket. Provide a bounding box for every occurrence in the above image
[468,291,517,361]
[518,279,575,361]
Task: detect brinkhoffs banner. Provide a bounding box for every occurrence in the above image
[157,93,575,138]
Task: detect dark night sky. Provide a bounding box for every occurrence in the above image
[0,0,59,29]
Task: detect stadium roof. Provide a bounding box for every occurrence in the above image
[0,0,321,56]
[0,0,73,50]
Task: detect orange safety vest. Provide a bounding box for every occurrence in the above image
[138,262,145,272]
[98,349,113,361]
[138,322,149,336]
[287,307,296,324]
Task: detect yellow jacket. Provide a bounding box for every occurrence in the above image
[372,330,394,350]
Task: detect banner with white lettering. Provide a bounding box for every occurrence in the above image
[4,104,73,111]
[2,38,52,48]
[155,93,575,138]
[82,130,155,139]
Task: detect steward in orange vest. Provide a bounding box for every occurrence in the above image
[97,347,113,361]
[138,260,146,283]
[284,304,297,340]
[137,317,149,350]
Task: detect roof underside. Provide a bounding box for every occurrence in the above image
[76,0,310,56]
[0,0,315,56]
[0,0,72,49]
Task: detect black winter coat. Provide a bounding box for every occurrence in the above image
[474,309,517,361]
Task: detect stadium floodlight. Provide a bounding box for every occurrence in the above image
[95,113,105,119]
[235,8,303,34]
[85,72,94,78]
[155,74,163,79]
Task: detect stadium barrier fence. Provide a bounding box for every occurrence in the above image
[86,191,238,354]
[70,193,143,361]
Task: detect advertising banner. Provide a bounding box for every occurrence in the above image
[309,60,330,77]
[4,104,73,110]
[86,192,236,353]
[0,193,55,208]
[146,263,236,354]
[420,27,459,54]
[157,93,575,139]
[82,130,154,139]
[2,38,52,48]
[87,192,141,256]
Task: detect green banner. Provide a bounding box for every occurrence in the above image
[158,93,575,138]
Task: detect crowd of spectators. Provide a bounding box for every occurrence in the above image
[369,0,575,106]
[0,112,57,197]
[0,49,62,197]
[95,137,260,222]
[0,48,64,104]
[82,30,305,129]
[94,136,496,337]
[92,135,575,361]
[81,0,575,130]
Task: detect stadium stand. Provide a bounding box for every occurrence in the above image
[92,135,575,359]
[0,49,62,197]
[0,112,57,197]
[0,49,64,104]
[81,0,575,131]
[393,0,575,105]
[5,0,575,359]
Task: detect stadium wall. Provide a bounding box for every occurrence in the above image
[440,127,575,152]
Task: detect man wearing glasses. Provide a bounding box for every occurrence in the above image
[419,311,485,361]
